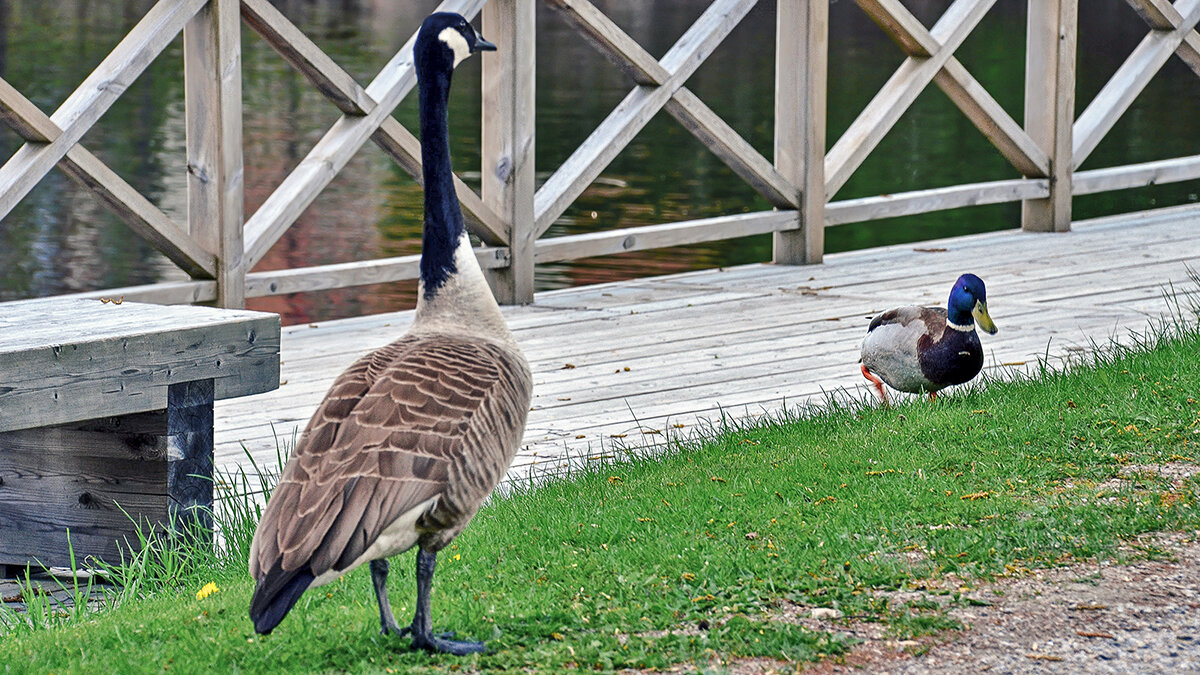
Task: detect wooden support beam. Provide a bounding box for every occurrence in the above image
[1074,0,1200,169]
[826,0,996,197]
[1022,0,1077,232]
[185,0,245,308]
[773,0,826,265]
[855,0,1049,177]
[242,0,488,269]
[167,379,215,541]
[239,0,505,246]
[0,77,216,279]
[483,0,537,304]
[533,0,758,236]
[0,0,206,222]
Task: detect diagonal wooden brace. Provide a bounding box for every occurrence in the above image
[0,77,216,279]
[825,0,995,197]
[1128,0,1200,75]
[241,0,491,269]
[545,0,800,212]
[239,0,504,249]
[533,0,760,237]
[1074,0,1200,168]
[854,0,1049,178]
[0,0,206,223]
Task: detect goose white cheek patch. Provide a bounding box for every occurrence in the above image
[438,27,471,67]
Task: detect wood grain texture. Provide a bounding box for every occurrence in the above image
[0,298,279,432]
[773,0,826,264]
[483,0,537,304]
[184,0,245,308]
[1022,0,1078,232]
[0,418,169,567]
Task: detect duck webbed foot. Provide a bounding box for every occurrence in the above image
[860,365,889,406]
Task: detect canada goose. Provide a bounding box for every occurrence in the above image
[248,13,530,656]
[859,274,997,404]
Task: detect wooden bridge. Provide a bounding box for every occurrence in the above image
[1,1,1199,487]
[214,204,1200,488]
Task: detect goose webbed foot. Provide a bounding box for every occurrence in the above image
[411,630,485,655]
[408,548,487,655]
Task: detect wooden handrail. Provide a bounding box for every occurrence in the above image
[2,0,1199,312]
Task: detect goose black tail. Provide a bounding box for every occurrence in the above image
[249,563,315,634]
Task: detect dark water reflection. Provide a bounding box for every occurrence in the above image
[0,0,1197,324]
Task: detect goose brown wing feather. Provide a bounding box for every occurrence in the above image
[249,334,532,581]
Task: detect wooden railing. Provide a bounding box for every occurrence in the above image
[2,0,1199,308]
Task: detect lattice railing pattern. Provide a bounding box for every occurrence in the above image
[1,0,1198,309]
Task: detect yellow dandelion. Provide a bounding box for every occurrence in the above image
[196,582,220,600]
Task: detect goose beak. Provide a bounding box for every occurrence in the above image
[972,300,998,335]
[474,36,497,53]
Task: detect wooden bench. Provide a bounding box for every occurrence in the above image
[0,298,279,570]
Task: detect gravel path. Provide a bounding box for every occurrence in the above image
[801,531,1200,674]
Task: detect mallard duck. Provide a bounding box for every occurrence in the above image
[248,13,532,656]
[860,273,997,404]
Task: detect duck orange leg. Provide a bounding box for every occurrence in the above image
[928,390,938,402]
[860,365,889,406]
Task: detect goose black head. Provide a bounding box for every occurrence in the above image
[947,273,998,334]
[415,12,497,75]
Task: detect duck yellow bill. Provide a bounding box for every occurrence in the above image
[972,300,998,334]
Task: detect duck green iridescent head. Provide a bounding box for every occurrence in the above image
[947,273,997,334]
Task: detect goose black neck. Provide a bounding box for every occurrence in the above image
[418,67,464,298]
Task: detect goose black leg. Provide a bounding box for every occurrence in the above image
[409,548,484,655]
[370,559,409,637]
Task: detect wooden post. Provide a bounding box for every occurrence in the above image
[482,0,536,305]
[167,379,215,543]
[185,0,246,308]
[1022,0,1077,233]
[773,0,827,265]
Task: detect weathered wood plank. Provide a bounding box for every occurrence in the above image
[1022,0,1077,231]
[825,177,1049,226]
[544,0,799,210]
[532,0,758,235]
[0,0,206,221]
[482,0,537,304]
[1127,0,1200,76]
[184,0,245,308]
[534,211,798,264]
[0,299,280,432]
[1074,154,1200,194]
[243,247,509,297]
[0,419,169,567]
[242,0,488,268]
[1073,0,1200,169]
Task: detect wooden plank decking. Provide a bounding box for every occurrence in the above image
[214,205,1200,490]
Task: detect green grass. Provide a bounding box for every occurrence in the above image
[3,313,1200,673]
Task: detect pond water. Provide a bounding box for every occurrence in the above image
[0,0,1197,324]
